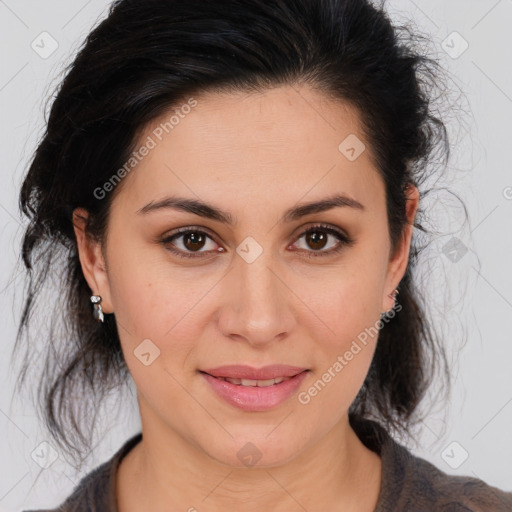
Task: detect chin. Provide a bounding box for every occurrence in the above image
[200,431,305,469]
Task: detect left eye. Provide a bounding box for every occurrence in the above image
[290,224,354,258]
[161,224,354,259]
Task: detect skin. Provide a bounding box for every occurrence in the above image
[73,84,419,512]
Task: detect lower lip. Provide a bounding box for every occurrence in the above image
[200,371,309,411]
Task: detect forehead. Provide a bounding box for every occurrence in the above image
[112,85,384,217]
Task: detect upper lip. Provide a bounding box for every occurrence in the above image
[200,365,308,380]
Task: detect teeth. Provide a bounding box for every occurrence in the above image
[221,376,292,387]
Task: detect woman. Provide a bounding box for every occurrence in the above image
[14,0,511,510]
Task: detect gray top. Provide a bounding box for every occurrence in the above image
[23,418,512,511]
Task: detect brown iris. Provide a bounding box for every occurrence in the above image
[305,230,328,251]
[183,232,207,251]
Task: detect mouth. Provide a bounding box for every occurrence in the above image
[202,374,296,387]
[199,369,310,412]
[199,364,309,381]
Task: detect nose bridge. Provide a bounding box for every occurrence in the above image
[242,258,278,312]
[220,243,293,344]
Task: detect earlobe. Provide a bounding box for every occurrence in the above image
[72,207,113,314]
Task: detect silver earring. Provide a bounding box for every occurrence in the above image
[90,295,104,323]
[381,288,399,318]
[388,288,399,301]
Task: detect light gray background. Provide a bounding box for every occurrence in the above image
[1,0,511,510]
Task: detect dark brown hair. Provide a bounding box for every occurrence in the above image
[13,0,456,466]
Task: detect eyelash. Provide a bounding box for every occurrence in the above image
[160,223,355,260]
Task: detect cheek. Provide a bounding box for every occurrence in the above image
[115,281,200,415]
[106,240,203,340]
[312,281,380,388]
[296,280,382,428]
[294,252,385,406]
[299,257,384,348]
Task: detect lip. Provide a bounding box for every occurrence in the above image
[200,369,309,412]
[200,364,308,380]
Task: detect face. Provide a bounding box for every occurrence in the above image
[74,84,418,468]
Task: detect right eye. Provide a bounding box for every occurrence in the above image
[160,228,224,259]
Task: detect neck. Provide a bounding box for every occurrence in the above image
[117,401,382,512]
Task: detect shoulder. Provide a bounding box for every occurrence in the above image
[21,461,111,512]
[352,418,512,512]
[402,452,512,512]
[21,433,143,512]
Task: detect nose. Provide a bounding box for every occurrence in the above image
[217,250,296,348]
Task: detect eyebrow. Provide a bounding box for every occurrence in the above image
[136,193,365,224]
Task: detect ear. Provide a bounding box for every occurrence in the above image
[72,207,113,314]
[381,183,419,313]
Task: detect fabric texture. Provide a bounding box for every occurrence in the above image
[23,418,512,511]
